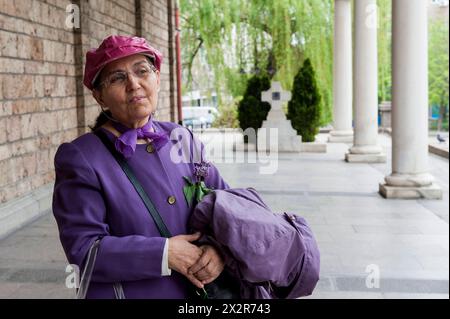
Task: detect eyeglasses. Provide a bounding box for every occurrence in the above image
[98,63,157,89]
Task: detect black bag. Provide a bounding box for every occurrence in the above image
[199,270,241,299]
[188,268,241,300]
[95,130,241,299]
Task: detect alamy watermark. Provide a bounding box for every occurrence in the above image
[65,264,80,289]
[365,4,379,30]
[365,264,381,289]
[65,4,80,29]
[169,127,280,175]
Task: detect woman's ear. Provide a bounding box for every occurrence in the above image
[156,70,161,92]
[92,89,105,108]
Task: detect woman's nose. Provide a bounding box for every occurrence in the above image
[126,73,141,90]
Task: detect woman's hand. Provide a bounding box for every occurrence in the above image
[188,245,225,285]
[168,232,205,289]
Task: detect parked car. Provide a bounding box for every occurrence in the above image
[182,106,219,129]
[183,117,207,130]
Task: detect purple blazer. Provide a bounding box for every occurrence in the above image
[52,121,229,299]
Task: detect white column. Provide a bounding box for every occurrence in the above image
[380,0,442,199]
[329,0,353,143]
[346,0,386,163]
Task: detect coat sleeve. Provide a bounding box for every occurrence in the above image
[52,142,166,283]
[269,214,321,298]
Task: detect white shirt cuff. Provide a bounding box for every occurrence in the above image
[161,238,172,276]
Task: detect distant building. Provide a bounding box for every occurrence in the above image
[429,0,449,22]
[182,90,218,108]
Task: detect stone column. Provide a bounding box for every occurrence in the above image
[380,0,442,199]
[346,0,386,163]
[329,0,353,143]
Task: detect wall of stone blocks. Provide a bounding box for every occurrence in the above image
[0,0,178,203]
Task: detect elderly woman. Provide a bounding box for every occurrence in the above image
[52,35,228,299]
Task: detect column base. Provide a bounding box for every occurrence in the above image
[328,130,354,143]
[385,172,435,187]
[345,152,386,163]
[379,183,443,199]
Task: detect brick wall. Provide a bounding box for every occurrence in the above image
[0,0,178,203]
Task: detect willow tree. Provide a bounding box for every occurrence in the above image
[180,0,334,125]
[377,0,392,103]
[429,20,449,131]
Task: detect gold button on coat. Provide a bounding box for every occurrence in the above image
[167,196,176,205]
[146,144,155,153]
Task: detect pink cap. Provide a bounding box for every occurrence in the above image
[83,35,163,90]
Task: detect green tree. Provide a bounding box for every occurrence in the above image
[287,58,321,142]
[429,20,449,132]
[212,98,240,128]
[237,74,271,142]
[377,0,392,103]
[180,0,333,126]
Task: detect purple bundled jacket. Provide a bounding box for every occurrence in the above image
[189,188,320,299]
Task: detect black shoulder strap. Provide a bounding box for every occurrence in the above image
[94,129,172,238]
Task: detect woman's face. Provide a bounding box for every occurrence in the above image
[93,54,160,128]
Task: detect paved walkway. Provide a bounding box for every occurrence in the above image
[0,132,448,299]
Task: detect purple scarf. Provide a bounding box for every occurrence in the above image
[112,118,169,159]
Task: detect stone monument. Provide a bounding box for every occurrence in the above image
[258,81,302,152]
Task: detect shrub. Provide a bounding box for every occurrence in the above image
[287,58,322,142]
[237,75,271,143]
